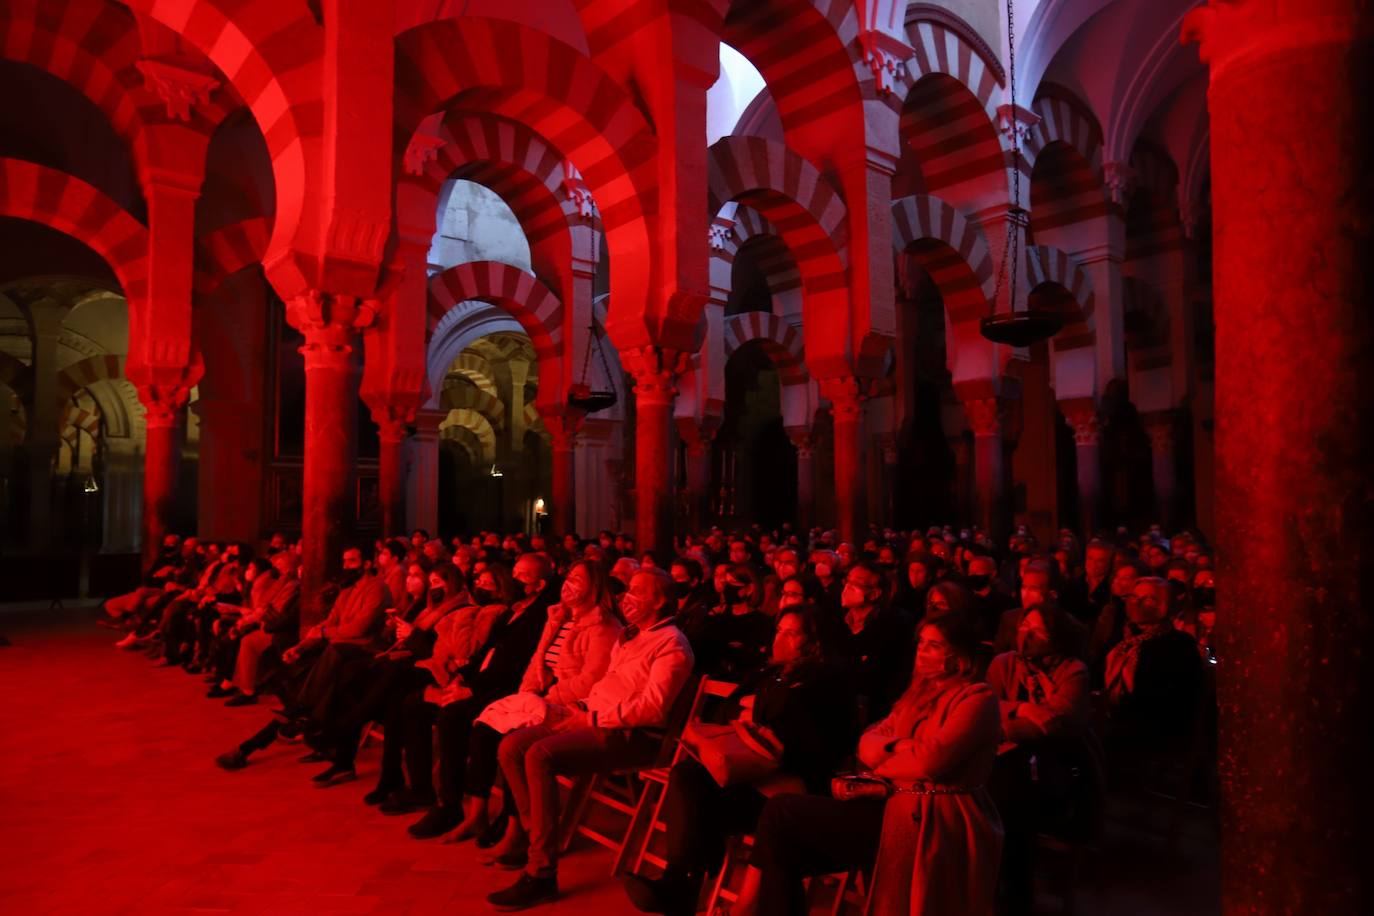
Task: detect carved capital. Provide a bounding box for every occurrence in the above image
[819,377,867,422]
[137,383,192,429]
[404,131,446,176]
[136,59,220,122]
[996,104,1040,147]
[622,346,688,408]
[677,417,718,456]
[1061,398,1102,447]
[1142,409,1177,451]
[365,395,422,443]
[708,217,735,251]
[1103,161,1139,207]
[962,397,1006,438]
[786,426,817,459]
[562,161,598,220]
[858,29,915,96]
[540,411,583,452]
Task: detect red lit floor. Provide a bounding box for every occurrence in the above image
[0,608,1218,915]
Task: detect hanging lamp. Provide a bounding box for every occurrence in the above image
[567,307,619,412]
[980,0,1063,348]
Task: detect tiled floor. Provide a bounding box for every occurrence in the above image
[0,608,1219,915]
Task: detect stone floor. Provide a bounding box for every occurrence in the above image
[0,607,1219,914]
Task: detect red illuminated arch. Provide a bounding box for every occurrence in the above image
[427,261,564,363]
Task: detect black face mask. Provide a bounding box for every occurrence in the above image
[339,568,364,588]
[429,588,446,604]
[721,584,744,605]
[966,574,991,591]
[1193,586,1215,608]
[472,587,494,605]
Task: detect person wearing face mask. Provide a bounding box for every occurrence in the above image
[444,560,623,846]
[406,554,557,838]
[1103,577,1202,753]
[204,557,278,697]
[486,568,693,910]
[622,605,857,916]
[306,565,471,787]
[835,562,916,724]
[1176,569,1216,659]
[993,560,1088,660]
[808,549,842,611]
[892,552,941,619]
[696,564,774,680]
[986,603,1094,916]
[374,540,410,611]
[1087,560,1145,673]
[669,557,712,648]
[726,611,1002,916]
[963,553,1017,642]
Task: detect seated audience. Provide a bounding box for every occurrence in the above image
[837,562,915,722]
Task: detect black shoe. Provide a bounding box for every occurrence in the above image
[622,873,698,916]
[380,788,437,816]
[487,873,558,911]
[407,804,463,838]
[311,764,356,787]
[225,693,258,707]
[363,784,399,806]
[207,685,236,699]
[215,749,249,771]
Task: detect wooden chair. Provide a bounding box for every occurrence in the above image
[555,673,726,874]
[704,833,868,916]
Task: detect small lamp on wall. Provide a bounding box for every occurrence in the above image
[83,474,100,494]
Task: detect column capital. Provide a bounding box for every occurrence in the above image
[1103,161,1139,208]
[622,346,689,407]
[1060,397,1102,446]
[288,291,378,370]
[996,103,1040,146]
[403,130,446,176]
[137,383,192,429]
[676,417,719,456]
[136,58,220,122]
[1142,409,1178,449]
[412,408,446,442]
[785,425,817,458]
[540,411,582,452]
[1181,2,1371,82]
[961,396,1006,438]
[818,377,868,421]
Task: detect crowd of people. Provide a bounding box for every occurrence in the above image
[100,520,1215,915]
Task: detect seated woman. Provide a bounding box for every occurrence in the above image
[622,604,857,916]
[694,564,774,680]
[221,550,301,706]
[727,611,1002,916]
[204,557,278,697]
[443,559,623,844]
[404,554,558,834]
[305,563,470,786]
[986,603,1094,916]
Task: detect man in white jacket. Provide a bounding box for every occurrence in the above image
[488,567,695,911]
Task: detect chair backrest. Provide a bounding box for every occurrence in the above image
[655,675,739,766]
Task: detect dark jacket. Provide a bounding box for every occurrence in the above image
[459,583,556,701]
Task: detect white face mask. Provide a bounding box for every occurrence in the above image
[561,579,586,606]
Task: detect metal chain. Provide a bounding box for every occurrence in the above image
[992,0,1022,314]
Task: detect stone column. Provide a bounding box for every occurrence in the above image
[406,408,444,538]
[819,377,867,545]
[101,436,142,554]
[787,427,816,533]
[25,299,66,550]
[137,385,190,571]
[1060,398,1102,537]
[194,398,263,544]
[541,414,577,536]
[1142,410,1178,530]
[1183,5,1374,910]
[676,419,715,533]
[622,347,684,558]
[372,409,409,538]
[961,396,1009,540]
[286,297,367,627]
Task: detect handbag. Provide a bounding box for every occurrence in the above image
[680,719,784,788]
[830,772,895,801]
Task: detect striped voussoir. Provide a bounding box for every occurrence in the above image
[446,353,499,400]
[724,0,865,141]
[393,17,656,236]
[707,135,849,301]
[440,380,506,431]
[439,422,487,466]
[427,261,563,363]
[55,354,127,407]
[0,159,148,302]
[1026,93,1109,231]
[722,312,808,388]
[903,17,1003,126]
[1024,245,1095,350]
[439,408,497,465]
[901,72,1009,198]
[1125,143,1186,259]
[194,218,271,296]
[523,402,547,436]
[890,194,995,327]
[60,401,102,445]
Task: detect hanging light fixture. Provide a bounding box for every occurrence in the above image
[489,464,503,478]
[568,307,618,413]
[83,474,100,494]
[980,0,1064,348]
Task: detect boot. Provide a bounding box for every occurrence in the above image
[442,794,490,843]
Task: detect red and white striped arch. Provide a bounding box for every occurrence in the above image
[1024,245,1095,352]
[1026,92,1109,232]
[427,261,563,365]
[1125,141,1184,259]
[722,311,808,387]
[194,217,271,295]
[440,408,497,465]
[56,354,127,406]
[446,353,499,400]
[440,381,506,432]
[60,401,102,447]
[901,15,1003,127]
[707,135,850,372]
[0,159,149,304]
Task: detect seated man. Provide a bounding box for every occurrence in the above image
[993,560,1088,659]
[1104,576,1202,753]
[487,567,694,910]
[100,534,183,628]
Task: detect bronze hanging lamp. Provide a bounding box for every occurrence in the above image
[980,0,1063,348]
[567,308,619,412]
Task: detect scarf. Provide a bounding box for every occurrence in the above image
[1104,622,1171,704]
